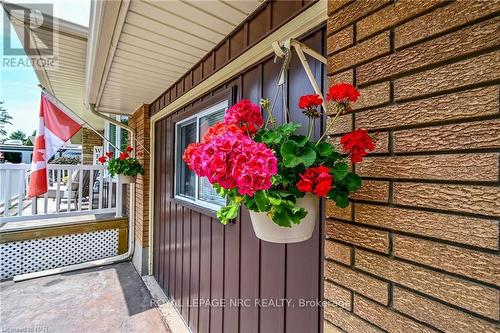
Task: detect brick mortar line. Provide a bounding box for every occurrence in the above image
[326,0,393,37]
[356,292,449,333]
[354,47,500,88]
[325,218,500,255]
[329,43,500,83]
[352,176,500,187]
[324,301,390,333]
[328,248,500,324]
[322,317,347,333]
[393,284,500,326]
[394,10,500,52]
[347,196,500,222]
[325,239,500,294]
[353,0,450,45]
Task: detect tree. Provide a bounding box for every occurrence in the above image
[0,101,13,137]
[9,130,26,142]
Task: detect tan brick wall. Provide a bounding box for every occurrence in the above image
[81,128,103,165]
[128,104,151,247]
[325,1,500,332]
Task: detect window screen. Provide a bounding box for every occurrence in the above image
[198,110,225,206]
[176,120,197,199]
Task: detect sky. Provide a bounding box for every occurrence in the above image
[0,0,90,139]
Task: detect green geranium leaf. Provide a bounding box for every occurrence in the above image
[281,140,317,168]
[333,193,350,208]
[254,190,271,212]
[332,162,349,181]
[244,196,259,212]
[276,122,301,136]
[301,147,317,167]
[316,141,334,157]
[280,140,301,167]
[290,135,308,147]
[261,131,283,145]
[271,204,307,227]
[346,173,362,192]
[217,204,239,225]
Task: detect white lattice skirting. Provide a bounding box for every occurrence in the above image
[0,229,119,280]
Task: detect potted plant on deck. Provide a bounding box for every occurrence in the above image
[98,146,144,184]
[183,83,376,243]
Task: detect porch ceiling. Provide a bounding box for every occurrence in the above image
[87,0,264,115]
[5,3,104,129]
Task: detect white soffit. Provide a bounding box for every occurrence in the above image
[88,0,263,115]
[6,4,104,129]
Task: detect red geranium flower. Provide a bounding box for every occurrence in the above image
[119,152,129,160]
[203,122,244,142]
[126,146,133,152]
[105,152,113,158]
[326,83,360,103]
[296,165,333,197]
[98,156,107,164]
[183,142,203,169]
[340,129,376,163]
[298,94,323,109]
[224,99,263,134]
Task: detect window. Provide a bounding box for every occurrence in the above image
[104,115,129,157]
[175,100,228,209]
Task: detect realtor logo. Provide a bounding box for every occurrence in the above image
[2,2,58,69]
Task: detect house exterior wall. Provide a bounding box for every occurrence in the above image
[324,1,500,332]
[128,104,151,274]
[151,29,325,333]
[81,128,103,164]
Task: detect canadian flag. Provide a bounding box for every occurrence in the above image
[28,93,84,197]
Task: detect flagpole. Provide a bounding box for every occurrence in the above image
[39,85,151,156]
[38,85,123,153]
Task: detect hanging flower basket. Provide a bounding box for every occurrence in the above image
[98,146,144,184]
[250,194,319,243]
[114,175,135,184]
[183,83,377,243]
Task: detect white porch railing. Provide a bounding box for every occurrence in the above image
[0,164,124,222]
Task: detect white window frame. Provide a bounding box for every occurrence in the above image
[104,115,128,155]
[174,100,229,211]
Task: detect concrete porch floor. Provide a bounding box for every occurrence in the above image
[0,262,169,333]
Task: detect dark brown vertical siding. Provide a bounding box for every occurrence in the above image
[198,214,212,333]
[210,221,224,333]
[239,67,262,333]
[153,28,325,333]
[189,211,200,331]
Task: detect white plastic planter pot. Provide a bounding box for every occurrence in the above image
[115,175,135,184]
[249,194,319,243]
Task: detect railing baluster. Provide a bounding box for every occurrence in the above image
[1,170,7,217]
[67,167,73,212]
[78,168,83,211]
[98,171,103,210]
[115,178,122,217]
[55,169,61,213]
[107,176,112,209]
[17,170,24,216]
[88,170,94,210]
[4,170,12,216]
[43,191,48,214]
